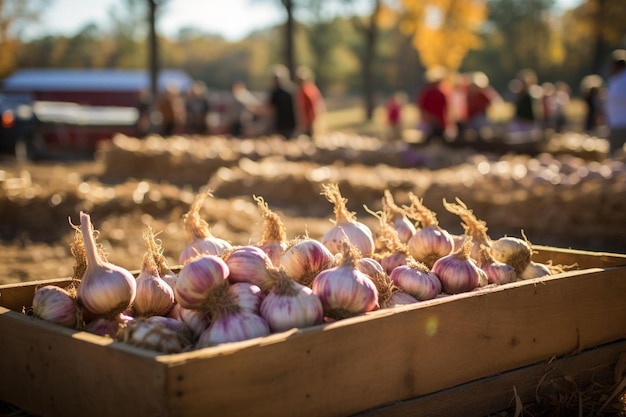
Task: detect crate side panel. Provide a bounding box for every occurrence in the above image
[163,267,626,417]
[355,339,626,417]
[0,311,168,417]
[532,245,626,269]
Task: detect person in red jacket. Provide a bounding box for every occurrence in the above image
[465,71,501,138]
[294,66,325,138]
[416,66,449,144]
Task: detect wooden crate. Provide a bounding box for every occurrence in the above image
[1,245,625,417]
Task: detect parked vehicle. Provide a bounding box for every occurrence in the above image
[0,93,42,159]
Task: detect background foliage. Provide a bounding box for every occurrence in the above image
[1,0,625,105]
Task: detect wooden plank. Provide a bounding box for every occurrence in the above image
[158,267,626,417]
[354,339,626,417]
[533,245,626,269]
[0,310,169,417]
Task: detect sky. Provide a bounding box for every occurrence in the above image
[29,0,286,41]
[30,0,584,42]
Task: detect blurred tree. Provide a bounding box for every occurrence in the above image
[572,0,626,74]
[58,24,102,68]
[400,0,487,71]
[279,0,297,77]
[377,19,421,95]
[301,14,360,94]
[0,0,48,77]
[9,0,602,110]
[105,0,149,68]
[344,0,398,120]
[486,0,554,73]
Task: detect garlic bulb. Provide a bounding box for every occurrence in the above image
[491,236,532,276]
[77,211,137,319]
[382,290,419,308]
[174,254,229,310]
[179,190,232,265]
[193,282,270,347]
[228,282,264,314]
[312,242,378,320]
[260,268,323,332]
[133,255,175,317]
[443,198,492,262]
[320,183,375,258]
[197,311,270,347]
[382,190,416,244]
[280,238,336,287]
[118,317,192,353]
[403,193,453,268]
[477,245,517,285]
[370,207,410,276]
[432,237,488,294]
[356,257,395,308]
[143,225,178,290]
[225,245,275,291]
[379,251,409,276]
[520,261,552,280]
[85,313,133,338]
[407,226,454,268]
[254,195,288,267]
[390,260,442,301]
[133,226,176,317]
[32,285,78,328]
[171,304,209,339]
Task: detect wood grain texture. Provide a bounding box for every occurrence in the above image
[354,340,626,417]
[160,267,626,417]
[0,311,167,417]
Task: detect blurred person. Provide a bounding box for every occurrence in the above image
[465,71,501,137]
[416,66,450,145]
[185,81,210,135]
[227,81,260,138]
[541,82,556,130]
[158,84,186,136]
[294,66,325,138]
[448,72,469,140]
[580,74,605,134]
[605,49,626,155]
[553,81,571,133]
[135,88,152,137]
[508,69,542,140]
[385,91,406,141]
[266,65,297,139]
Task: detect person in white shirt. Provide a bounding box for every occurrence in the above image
[605,49,626,155]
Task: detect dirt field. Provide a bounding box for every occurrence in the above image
[1,131,624,285]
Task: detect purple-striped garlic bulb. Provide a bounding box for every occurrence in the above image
[312,241,378,320]
[390,259,442,301]
[254,195,288,267]
[260,267,323,332]
[320,183,375,258]
[179,190,232,265]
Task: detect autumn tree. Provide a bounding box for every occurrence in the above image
[0,0,48,77]
[400,0,487,71]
